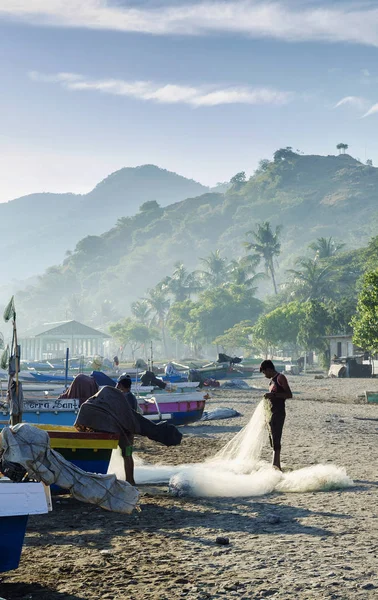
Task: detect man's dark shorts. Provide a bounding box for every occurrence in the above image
[268,410,286,451]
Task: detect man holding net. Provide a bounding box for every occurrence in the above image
[260,360,292,471]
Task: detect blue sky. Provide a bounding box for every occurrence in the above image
[1,0,378,201]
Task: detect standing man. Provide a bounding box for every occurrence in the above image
[260,360,292,471]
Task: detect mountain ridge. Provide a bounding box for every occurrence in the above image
[0,164,208,284]
[14,149,378,329]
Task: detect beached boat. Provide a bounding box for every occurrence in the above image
[0,480,50,572]
[0,384,208,428]
[37,425,120,474]
[139,392,207,425]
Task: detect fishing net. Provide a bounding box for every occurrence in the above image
[130,399,354,498]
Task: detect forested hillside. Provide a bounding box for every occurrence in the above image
[15,149,378,337]
[0,165,208,284]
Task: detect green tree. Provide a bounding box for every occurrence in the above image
[131,300,151,325]
[244,221,282,294]
[273,147,297,162]
[336,142,349,155]
[252,302,306,351]
[213,321,255,355]
[287,258,335,301]
[162,262,200,302]
[199,250,229,288]
[144,287,171,356]
[325,298,356,335]
[230,171,246,191]
[109,318,159,360]
[166,299,198,349]
[227,256,265,290]
[189,284,263,344]
[297,301,330,355]
[309,237,345,259]
[139,200,161,212]
[352,270,378,352]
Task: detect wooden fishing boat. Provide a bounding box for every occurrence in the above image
[0,384,208,428]
[38,425,119,475]
[139,392,207,425]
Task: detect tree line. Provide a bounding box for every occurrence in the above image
[109,221,378,362]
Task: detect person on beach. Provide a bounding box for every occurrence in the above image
[116,374,142,414]
[260,360,292,471]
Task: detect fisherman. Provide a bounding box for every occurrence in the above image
[116,374,143,414]
[260,360,292,471]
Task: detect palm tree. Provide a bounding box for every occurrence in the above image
[309,237,345,259]
[243,222,282,294]
[199,249,229,288]
[336,143,349,155]
[162,262,200,302]
[144,287,171,356]
[131,300,151,325]
[228,257,266,292]
[287,258,335,301]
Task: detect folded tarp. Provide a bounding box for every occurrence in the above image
[75,386,182,447]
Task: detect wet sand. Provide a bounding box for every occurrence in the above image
[1,374,378,599]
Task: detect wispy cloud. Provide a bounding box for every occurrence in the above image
[362,103,378,118]
[334,96,368,110]
[3,1,378,46]
[28,70,293,107]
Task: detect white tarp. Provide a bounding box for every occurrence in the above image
[0,424,139,514]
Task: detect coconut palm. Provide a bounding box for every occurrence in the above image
[199,250,229,288]
[144,287,171,356]
[243,222,282,294]
[227,257,266,292]
[162,262,201,302]
[131,300,151,325]
[309,237,345,259]
[287,258,335,301]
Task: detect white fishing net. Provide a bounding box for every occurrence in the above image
[109,399,354,498]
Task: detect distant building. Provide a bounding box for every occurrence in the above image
[326,334,358,359]
[19,320,110,360]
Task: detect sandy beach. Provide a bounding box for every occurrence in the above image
[1,374,378,599]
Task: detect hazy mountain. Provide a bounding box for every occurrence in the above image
[15,150,378,329]
[0,165,208,284]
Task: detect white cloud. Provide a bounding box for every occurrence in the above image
[28,70,293,107]
[2,1,378,46]
[361,69,371,77]
[362,103,378,118]
[334,96,368,110]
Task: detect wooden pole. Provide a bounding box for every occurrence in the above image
[11,315,21,426]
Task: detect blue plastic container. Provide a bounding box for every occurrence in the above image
[0,515,28,572]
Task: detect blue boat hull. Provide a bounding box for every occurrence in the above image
[0,515,28,572]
